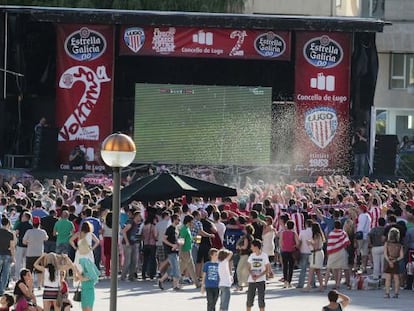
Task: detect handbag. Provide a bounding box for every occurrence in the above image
[73,284,81,302]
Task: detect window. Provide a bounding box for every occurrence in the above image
[390,53,414,89]
[375,110,386,135]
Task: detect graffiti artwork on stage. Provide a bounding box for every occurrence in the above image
[56,25,114,171]
[58,65,110,142]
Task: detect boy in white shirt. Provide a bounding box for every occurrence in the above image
[246,239,271,311]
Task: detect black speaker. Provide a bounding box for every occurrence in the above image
[34,127,58,170]
[374,135,398,175]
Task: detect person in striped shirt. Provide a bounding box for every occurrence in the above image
[325,221,350,290]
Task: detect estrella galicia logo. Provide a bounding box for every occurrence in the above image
[303,35,343,68]
[124,27,146,53]
[254,32,286,58]
[305,107,337,149]
[64,27,106,61]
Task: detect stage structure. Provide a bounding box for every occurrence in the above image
[0,6,385,176]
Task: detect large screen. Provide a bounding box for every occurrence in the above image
[134,83,272,165]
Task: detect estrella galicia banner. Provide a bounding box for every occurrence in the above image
[56,25,114,171]
[294,32,351,176]
[119,26,291,61]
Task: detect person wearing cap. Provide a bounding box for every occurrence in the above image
[356,205,372,273]
[23,216,48,289]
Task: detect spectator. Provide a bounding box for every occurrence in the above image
[384,227,404,298]
[326,220,350,290]
[13,269,42,311]
[70,222,100,272]
[297,219,313,289]
[54,210,75,255]
[15,212,33,280]
[218,249,233,311]
[33,253,72,311]
[23,216,48,289]
[120,211,142,282]
[102,211,113,278]
[178,214,199,287]
[0,218,15,295]
[141,214,158,280]
[356,205,372,273]
[369,217,386,280]
[246,239,271,311]
[279,220,299,288]
[322,290,350,311]
[262,216,275,264]
[236,224,254,291]
[41,210,58,254]
[200,248,219,311]
[0,293,14,311]
[158,214,181,291]
[304,222,325,292]
[76,257,100,311]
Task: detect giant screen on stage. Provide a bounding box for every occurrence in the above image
[134,83,272,165]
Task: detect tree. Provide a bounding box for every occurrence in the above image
[4,0,245,13]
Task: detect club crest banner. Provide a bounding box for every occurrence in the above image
[294,32,351,175]
[56,25,114,171]
[119,26,291,61]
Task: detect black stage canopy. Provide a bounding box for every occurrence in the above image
[0,5,385,32]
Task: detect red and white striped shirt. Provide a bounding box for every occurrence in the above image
[327,229,350,255]
[369,206,381,229]
[272,203,283,231]
[291,212,304,235]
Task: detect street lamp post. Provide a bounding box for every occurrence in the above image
[101,133,136,311]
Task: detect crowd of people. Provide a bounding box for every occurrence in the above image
[0,173,414,310]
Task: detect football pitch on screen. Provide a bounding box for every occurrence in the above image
[134,83,272,166]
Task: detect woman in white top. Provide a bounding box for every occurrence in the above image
[70,221,100,271]
[304,222,325,292]
[34,253,75,311]
[262,216,275,262]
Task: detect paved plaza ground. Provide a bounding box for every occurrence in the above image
[43,267,413,311]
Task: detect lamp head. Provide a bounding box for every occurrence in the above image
[101,133,136,167]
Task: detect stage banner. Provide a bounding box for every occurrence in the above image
[56,25,114,172]
[293,32,351,176]
[119,26,291,60]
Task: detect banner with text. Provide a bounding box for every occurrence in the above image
[119,26,291,60]
[56,25,114,171]
[294,32,351,176]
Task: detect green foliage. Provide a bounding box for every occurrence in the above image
[3,0,245,12]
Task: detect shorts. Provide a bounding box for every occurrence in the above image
[197,245,210,264]
[56,243,71,255]
[26,256,41,273]
[357,239,369,257]
[156,245,167,263]
[167,253,180,278]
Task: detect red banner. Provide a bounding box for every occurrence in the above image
[56,25,114,171]
[293,32,351,175]
[119,26,290,60]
